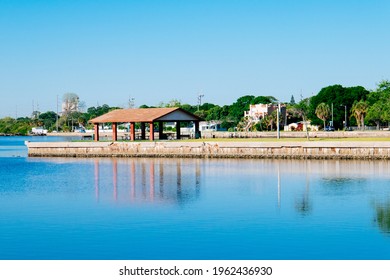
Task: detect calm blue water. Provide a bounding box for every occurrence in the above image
[1,136,390,260]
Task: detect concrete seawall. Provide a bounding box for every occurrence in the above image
[26,141,390,159]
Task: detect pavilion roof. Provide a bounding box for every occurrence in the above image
[89,107,202,123]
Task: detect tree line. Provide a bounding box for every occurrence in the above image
[1,80,389,135]
[307,80,390,130]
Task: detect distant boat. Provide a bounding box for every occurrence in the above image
[31,127,48,136]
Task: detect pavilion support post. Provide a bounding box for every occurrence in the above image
[112,122,118,141]
[130,122,136,141]
[94,123,100,141]
[149,122,155,141]
[141,123,146,140]
[194,121,200,139]
[176,121,181,140]
[158,121,164,140]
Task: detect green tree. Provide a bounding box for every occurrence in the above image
[39,111,59,131]
[180,104,197,114]
[290,95,296,105]
[315,103,331,130]
[0,117,32,135]
[252,96,275,105]
[205,105,223,121]
[226,95,255,127]
[366,80,390,129]
[351,100,369,130]
[263,110,278,131]
[291,99,310,140]
[308,85,369,129]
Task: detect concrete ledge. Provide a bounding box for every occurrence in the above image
[25,141,390,159]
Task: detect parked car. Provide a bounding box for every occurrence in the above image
[324,126,335,131]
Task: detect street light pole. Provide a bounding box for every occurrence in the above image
[344,105,347,129]
[56,95,59,132]
[331,103,333,127]
[277,102,281,139]
[340,105,347,130]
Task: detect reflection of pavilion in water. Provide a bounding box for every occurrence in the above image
[94,158,201,204]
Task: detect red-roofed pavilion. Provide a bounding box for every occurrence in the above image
[89,107,202,141]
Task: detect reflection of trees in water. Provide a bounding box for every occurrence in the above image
[375,202,390,235]
[323,177,355,185]
[295,195,312,215]
[295,175,313,215]
[320,177,366,198]
[295,161,312,215]
[322,177,366,186]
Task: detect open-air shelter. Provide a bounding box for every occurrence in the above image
[89,107,202,141]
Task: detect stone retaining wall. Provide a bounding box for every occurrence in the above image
[26,141,390,159]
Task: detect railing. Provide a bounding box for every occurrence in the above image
[349,126,389,131]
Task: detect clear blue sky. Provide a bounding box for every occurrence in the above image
[1,0,389,117]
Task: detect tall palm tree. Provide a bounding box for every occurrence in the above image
[291,99,310,140]
[315,103,330,130]
[351,100,369,130]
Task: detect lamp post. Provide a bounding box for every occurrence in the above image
[340,105,347,130]
[277,102,281,139]
[331,103,333,127]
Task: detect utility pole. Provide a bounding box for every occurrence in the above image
[56,95,59,132]
[128,97,135,109]
[197,93,204,111]
[277,102,281,139]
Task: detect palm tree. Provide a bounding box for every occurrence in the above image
[291,99,310,140]
[264,110,278,131]
[351,100,369,130]
[315,103,330,130]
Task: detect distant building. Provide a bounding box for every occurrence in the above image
[31,127,48,136]
[181,121,226,135]
[284,121,319,132]
[197,121,226,132]
[244,104,286,121]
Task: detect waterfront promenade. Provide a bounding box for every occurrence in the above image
[26,138,390,159]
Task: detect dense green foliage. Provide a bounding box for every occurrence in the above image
[366,80,390,129]
[0,117,31,135]
[307,85,369,129]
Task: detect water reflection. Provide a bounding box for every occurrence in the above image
[93,158,202,205]
[277,162,281,208]
[375,202,390,235]
[4,155,390,259]
[94,160,99,200]
[295,162,312,215]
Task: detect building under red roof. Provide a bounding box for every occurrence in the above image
[89,107,202,141]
